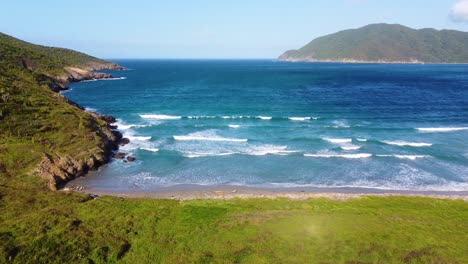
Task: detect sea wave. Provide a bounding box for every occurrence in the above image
[382,140,432,147]
[340,145,362,151]
[114,120,148,130]
[101,77,127,81]
[417,127,468,132]
[140,114,182,120]
[356,138,368,142]
[182,145,298,158]
[140,148,159,152]
[323,138,353,144]
[289,117,311,121]
[304,153,372,159]
[173,130,247,142]
[84,107,97,112]
[185,152,238,158]
[138,114,320,121]
[376,154,428,160]
[127,136,152,141]
[174,135,247,142]
[228,124,240,128]
[188,116,217,119]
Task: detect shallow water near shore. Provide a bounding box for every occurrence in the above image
[66,60,468,192]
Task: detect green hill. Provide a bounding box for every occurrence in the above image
[278,23,468,63]
[0,32,123,82]
[0,33,122,190]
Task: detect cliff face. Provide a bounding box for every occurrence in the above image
[278,23,468,63]
[36,114,122,190]
[0,32,125,190]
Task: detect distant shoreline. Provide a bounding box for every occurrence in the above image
[276,59,468,65]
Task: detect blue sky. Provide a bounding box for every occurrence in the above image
[1,0,467,58]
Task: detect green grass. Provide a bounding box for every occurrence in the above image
[0,184,467,263]
[0,61,112,187]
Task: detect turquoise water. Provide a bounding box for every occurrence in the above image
[65,60,468,191]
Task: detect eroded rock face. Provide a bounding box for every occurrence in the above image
[100,115,116,124]
[36,118,122,190]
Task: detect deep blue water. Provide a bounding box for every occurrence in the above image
[65,60,468,191]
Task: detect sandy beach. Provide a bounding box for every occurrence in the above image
[64,184,468,201]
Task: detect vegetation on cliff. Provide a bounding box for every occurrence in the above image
[0,33,121,189]
[278,23,468,63]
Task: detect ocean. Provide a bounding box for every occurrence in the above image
[65,60,468,192]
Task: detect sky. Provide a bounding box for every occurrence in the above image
[1,0,468,59]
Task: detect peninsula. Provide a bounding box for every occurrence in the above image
[278,23,468,63]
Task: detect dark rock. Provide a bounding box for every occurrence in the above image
[108,125,118,129]
[113,152,126,159]
[100,115,116,124]
[126,156,136,162]
[119,138,130,146]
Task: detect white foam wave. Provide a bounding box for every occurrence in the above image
[117,123,147,130]
[341,145,362,151]
[376,154,428,160]
[185,152,237,158]
[257,116,272,120]
[140,148,159,152]
[181,145,297,158]
[246,145,296,156]
[323,138,352,144]
[173,131,247,143]
[228,124,240,128]
[140,114,182,120]
[356,138,368,142]
[382,140,432,147]
[128,136,151,141]
[101,77,127,81]
[187,116,217,119]
[304,153,372,159]
[84,107,97,112]
[417,127,468,132]
[289,117,311,121]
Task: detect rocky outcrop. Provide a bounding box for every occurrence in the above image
[57,67,113,83]
[36,120,122,190]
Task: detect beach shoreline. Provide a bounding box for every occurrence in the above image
[64,184,468,201]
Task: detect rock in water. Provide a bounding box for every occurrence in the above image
[113,152,126,159]
[119,138,130,146]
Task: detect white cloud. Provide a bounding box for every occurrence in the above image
[451,0,468,22]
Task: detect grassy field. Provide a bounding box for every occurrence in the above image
[1,179,467,263]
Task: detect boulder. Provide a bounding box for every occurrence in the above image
[126,156,136,162]
[119,138,130,146]
[113,152,126,159]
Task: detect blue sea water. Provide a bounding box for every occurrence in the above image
[65,60,468,191]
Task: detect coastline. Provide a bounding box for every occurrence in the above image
[65,184,468,201]
[276,58,468,65]
[39,64,128,190]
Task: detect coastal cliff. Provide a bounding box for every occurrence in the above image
[278,23,468,63]
[0,32,124,190]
